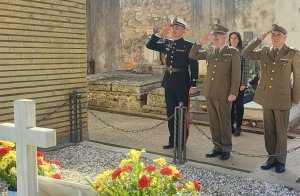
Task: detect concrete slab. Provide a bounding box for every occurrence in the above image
[88,110,300,189]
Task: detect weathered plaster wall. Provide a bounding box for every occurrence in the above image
[87,0,121,73]
[275,0,300,48]
[235,0,275,45]
[191,0,236,42]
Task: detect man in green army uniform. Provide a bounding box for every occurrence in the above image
[189,24,241,160]
[242,24,300,173]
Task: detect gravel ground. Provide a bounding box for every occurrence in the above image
[1,141,300,196]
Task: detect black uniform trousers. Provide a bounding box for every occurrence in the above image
[231,89,245,128]
[165,87,189,145]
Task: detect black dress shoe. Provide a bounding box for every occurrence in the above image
[206,150,221,158]
[220,152,230,160]
[163,143,174,149]
[233,127,241,136]
[275,162,285,173]
[260,162,276,170]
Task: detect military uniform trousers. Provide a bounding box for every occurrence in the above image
[264,109,289,164]
[206,98,232,152]
[165,87,189,145]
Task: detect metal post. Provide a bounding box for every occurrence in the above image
[69,90,83,143]
[69,90,80,143]
[69,91,75,142]
[74,92,78,142]
[173,102,187,164]
[77,93,83,142]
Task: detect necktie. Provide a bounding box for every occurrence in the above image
[215,48,220,57]
[274,48,279,58]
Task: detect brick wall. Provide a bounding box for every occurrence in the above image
[0,0,87,144]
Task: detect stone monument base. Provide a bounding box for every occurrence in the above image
[88,71,300,134]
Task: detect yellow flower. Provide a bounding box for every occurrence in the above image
[45,171,53,177]
[119,159,128,168]
[9,167,16,174]
[153,158,167,167]
[186,181,198,192]
[128,149,145,163]
[0,141,15,148]
[0,161,7,170]
[168,165,179,174]
[94,170,113,183]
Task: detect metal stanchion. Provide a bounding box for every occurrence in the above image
[173,102,187,164]
[69,90,83,143]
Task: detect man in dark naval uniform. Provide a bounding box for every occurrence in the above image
[146,17,199,149]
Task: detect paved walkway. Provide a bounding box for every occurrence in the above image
[88,110,300,189]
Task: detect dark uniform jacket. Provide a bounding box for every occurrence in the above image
[242,38,300,110]
[189,44,241,99]
[146,34,199,91]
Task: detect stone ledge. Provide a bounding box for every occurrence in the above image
[88,70,163,93]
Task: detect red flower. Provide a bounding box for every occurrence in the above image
[46,159,52,164]
[193,181,201,191]
[173,173,182,179]
[176,185,183,190]
[0,147,12,155]
[52,173,61,179]
[247,85,252,90]
[95,183,101,189]
[144,165,156,172]
[112,168,122,180]
[53,160,62,168]
[137,175,151,190]
[37,159,43,165]
[160,167,172,176]
[122,165,133,172]
[37,151,44,157]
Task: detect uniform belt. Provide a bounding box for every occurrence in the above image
[166,66,186,73]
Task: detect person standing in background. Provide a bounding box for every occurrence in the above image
[146,17,199,149]
[229,32,251,136]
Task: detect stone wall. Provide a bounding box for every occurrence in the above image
[88,0,300,72]
[120,0,193,69]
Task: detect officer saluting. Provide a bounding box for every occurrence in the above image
[242,24,300,173]
[189,24,241,160]
[146,17,199,149]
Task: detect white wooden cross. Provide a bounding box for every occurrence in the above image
[0,99,56,196]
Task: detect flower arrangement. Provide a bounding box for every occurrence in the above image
[244,84,255,94]
[0,140,62,191]
[87,149,201,195]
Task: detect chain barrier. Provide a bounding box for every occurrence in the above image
[36,99,70,126]
[80,99,174,133]
[35,91,300,159]
[193,124,300,158]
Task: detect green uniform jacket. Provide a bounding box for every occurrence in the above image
[242,38,300,110]
[189,44,241,99]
